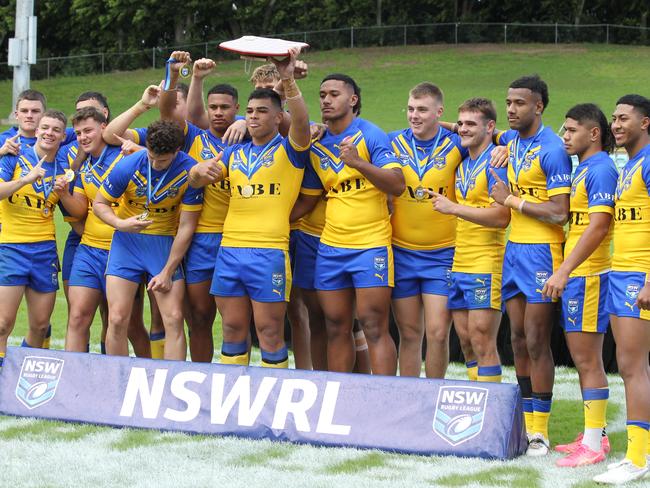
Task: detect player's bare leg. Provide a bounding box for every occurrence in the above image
[25,288,56,348]
[0,286,26,354]
[215,296,253,365]
[65,286,102,352]
[468,308,501,368]
[127,289,151,358]
[423,294,452,378]
[356,287,397,376]
[252,300,289,366]
[152,280,187,361]
[452,309,478,380]
[105,276,140,356]
[287,286,312,369]
[302,288,327,370]
[318,288,355,372]
[392,295,424,376]
[524,302,555,393]
[352,319,371,374]
[187,280,216,362]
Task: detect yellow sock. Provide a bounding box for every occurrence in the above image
[477,365,502,383]
[524,410,534,435]
[42,324,52,349]
[261,347,289,369]
[221,352,250,366]
[625,422,649,468]
[583,388,608,430]
[465,361,478,381]
[0,351,5,369]
[261,358,289,369]
[149,332,165,360]
[532,394,552,439]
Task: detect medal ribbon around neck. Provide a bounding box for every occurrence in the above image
[32,146,57,206]
[244,134,281,181]
[83,145,108,183]
[458,143,494,199]
[512,124,544,181]
[409,128,442,182]
[145,157,174,210]
[616,155,645,199]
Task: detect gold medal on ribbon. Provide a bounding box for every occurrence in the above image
[179,65,191,78]
[414,185,426,200]
[64,169,75,183]
[137,210,150,221]
[42,205,50,217]
[241,185,254,198]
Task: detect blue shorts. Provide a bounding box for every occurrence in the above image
[315,243,393,291]
[185,232,222,285]
[561,274,610,333]
[392,246,453,299]
[68,244,109,293]
[448,272,502,310]
[211,246,291,302]
[61,229,81,281]
[293,231,320,290]
[0,241,59,293]
[607,271,650,320]
[105,231,183,284]
[502,242,563,303]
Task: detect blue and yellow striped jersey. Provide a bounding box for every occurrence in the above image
[612,143,650,273]
[389,126,466,250]
[309,118,400,249]
[0,146,71,243]
[498,127,572,244]
[100,150,203,236]
[566,151,617,277]
[217,136,318,250]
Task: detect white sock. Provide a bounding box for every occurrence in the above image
[582,428,602,452]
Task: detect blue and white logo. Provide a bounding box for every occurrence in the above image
[473,287,488,304]
[201,148,215,160]
[373,256,386,271]
[433,386,488,446]
[272,272,284,287]
[135,185,147,197]
[15,356,65,410]
[535,271,549,287]
[567,299,579,315]
[320,155,333,171]
[625,284,640,300]
[167,186,179,198]
[433,155,446,170]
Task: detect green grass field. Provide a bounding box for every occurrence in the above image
[1,43,650,486]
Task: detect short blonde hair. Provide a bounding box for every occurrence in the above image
[249,64,280,85]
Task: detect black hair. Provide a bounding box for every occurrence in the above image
[616,94,650,133]
[146,120,184,154]
[321,73,362,115]
[509,75,549,112]
[76,91,111,122]
[247,88,282,110]
[565,103,613,153]
[207,84,239,103]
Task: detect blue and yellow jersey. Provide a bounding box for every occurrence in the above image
[126,127,148,146]
[497,127,572,244]
[72,144,124,250]
[0,146,70,243]
[389,126,466,250]
[298,196,327,237]
[612,143,650,273]
[565,151,617,277]
[309,118,400,249]
[100,150,203,236]
[216,135,319,250]
[187,127,233,234]
[452,145,508,274]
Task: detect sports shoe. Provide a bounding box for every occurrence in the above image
[556,443,606,467]
[526,433,550,457]
[593,458,648,484]
[555,432,611,454]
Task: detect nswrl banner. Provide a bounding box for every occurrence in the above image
[0,347,527,459]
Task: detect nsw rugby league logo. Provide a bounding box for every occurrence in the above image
[433,386,488,446]
[15,356,65,410]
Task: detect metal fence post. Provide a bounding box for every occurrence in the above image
[204,42,208,57]
[101,53,105,74]
[303,31,307,43]
[606,24,610,44]
[455,23,458,44]
[47,58,50,80]
[152,47,156,69]
[555,22,558,44]
[504,24,507,44]
[403,24,407,46]
[350,26,354,48]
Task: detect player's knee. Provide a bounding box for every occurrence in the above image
[256,323,283,349]
[427,324,450,345]
[108,310,131,331]
[397,321,423,344]
[525,336,550,360]
[67,309,92,332]
[0,319,14,338]
[615,351,644,380]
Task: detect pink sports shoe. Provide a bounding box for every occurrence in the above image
[556,443,606,467]
[554,432,610,454]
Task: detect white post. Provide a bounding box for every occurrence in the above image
[9,0,36,118]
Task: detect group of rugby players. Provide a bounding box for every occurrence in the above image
[0,47,648,483]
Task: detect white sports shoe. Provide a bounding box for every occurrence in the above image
[526,433,550,457]
[593,458,648,484]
